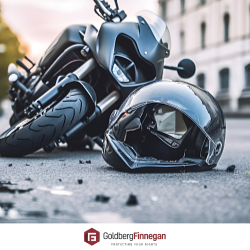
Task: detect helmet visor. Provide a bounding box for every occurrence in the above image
[154,106,187,139]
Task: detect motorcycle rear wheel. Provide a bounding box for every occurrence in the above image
[0,88,88,157]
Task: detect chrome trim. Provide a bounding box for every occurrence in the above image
[73,58,97,80]
[98,91,121,113]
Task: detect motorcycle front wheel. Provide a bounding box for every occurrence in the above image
[0,88,89,157]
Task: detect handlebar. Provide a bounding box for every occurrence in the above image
[94,0,112,17]
[94,0,126,22]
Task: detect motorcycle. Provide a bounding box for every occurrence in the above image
[0,0,196,157]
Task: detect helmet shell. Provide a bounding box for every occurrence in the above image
[103,80,226,171]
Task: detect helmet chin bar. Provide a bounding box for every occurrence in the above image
[104,131,209,171]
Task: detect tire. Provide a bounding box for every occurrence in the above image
[0,89,88,157]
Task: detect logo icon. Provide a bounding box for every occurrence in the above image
[84,228,100,246]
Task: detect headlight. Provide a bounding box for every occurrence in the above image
[113,63,129,83]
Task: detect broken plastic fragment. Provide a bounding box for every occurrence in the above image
[82,212,132,223]
[8,209,19,219]
[38,186,73,196]
[53,186,65,190]
[226,165,235,172]
[183,180,199,183]
[126,194,138,206]
[50,190,73,196]
[151,196,158,201]
[37,186,51,192]
[95,194,110,203]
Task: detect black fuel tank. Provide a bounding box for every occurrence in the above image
[38,25,87,70]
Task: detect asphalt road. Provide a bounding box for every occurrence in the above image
[0,100,249,223]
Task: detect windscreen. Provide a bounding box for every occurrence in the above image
[137,10,171,51]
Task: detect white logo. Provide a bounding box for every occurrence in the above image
[88,232,97,242]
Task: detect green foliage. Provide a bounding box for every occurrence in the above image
[0,9,26,100]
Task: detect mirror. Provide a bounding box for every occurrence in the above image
[177,59,196,79]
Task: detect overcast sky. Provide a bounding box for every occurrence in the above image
[1,0,158,60]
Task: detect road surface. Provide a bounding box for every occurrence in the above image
[0,100,249,223]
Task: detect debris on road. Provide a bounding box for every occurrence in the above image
[244,172,250,175]
[24,211,47,218]
[25,177,33,182]
[26,164,30,166]
[8,164,12,167]
[8,209,20,219]
[82,212,132,223]
[0,181,16,185]
[0,186,33,194]
[51,190,73,196]
[59,179,62,182]
[79,160,91,164]
[151,196,158,201]
[0,202,19,219]
[78,179,83,184]
[204,185,207,189]
[126,194,138,206]
[183,180,199,183]
[226,165,236,172]
[38,186,73,196]
[95,194,110,203]
[0,202,14,209]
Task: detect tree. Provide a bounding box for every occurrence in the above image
[0,0,26,100]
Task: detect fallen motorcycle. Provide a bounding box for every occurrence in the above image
[0,0,196,157]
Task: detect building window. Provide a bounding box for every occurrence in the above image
[200,0,206,5]
[201,22,206,48]
[159,0,167,20]
[224,13,230,42]
[197,73,205,89]
[219,68,230,91]
[180,31,185,53]
[245,64,250,89]
[181,0,185,14]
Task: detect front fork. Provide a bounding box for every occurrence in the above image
[24,58,121,147]
[24,58,97,117]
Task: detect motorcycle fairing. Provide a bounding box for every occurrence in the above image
[38,25,88,70]
[84,17,168,83]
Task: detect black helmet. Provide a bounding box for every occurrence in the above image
[102,80,226,172]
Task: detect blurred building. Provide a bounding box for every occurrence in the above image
[159,0,250,116]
